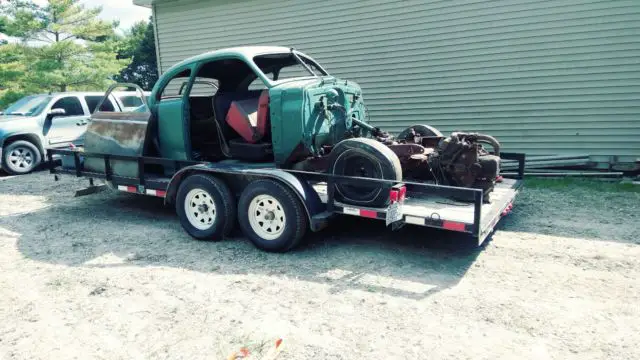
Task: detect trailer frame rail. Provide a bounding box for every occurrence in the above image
[46,148,525,244]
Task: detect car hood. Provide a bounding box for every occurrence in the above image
[0,115,37,124]
[0,115,39,136]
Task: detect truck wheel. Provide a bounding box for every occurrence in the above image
[2,140,42,175]
[176,174,236,241]
[328,137,402,208]
[237,179,308,252]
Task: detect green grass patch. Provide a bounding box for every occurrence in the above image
[523,176,640,193]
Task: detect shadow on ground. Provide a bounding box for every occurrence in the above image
[3,169,637,305]
[2,180,492,301]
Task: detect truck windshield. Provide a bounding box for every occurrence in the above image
[253,52,328,81]
[3,95,52,116]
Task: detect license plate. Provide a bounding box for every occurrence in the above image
[386,200,404,226]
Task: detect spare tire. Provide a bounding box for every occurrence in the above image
[328,137,402,208]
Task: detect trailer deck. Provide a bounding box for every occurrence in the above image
[311,177,520,244]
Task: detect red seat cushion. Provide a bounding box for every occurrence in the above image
[257,90,269,138]
[225,90,269,143]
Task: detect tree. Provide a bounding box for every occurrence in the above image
[0,0,129,94]
[0,42,28,109]
[114,17,158,91]
[0,14,8,34]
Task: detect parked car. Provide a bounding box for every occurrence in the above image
[111,90,151,111]
[0,90,146,175]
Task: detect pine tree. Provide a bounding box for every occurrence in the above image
[0,0,129,94]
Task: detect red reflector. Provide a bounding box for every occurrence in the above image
[156,190,167,198]
[501,202,514,216]
[399,186,406,201]
[126,186,137,193]
[360,209,378,218]
[443,221,466,232]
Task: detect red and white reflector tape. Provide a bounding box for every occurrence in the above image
[442,220,466,232]
[116,185,166,198]
[117,185,137,193]
[342,207,379,219]
[145,189,167,198]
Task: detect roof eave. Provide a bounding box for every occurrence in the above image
[132,0,153,8]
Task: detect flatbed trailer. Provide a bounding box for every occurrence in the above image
[46,148,525,251]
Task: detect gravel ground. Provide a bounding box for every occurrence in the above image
[0,171,638,360]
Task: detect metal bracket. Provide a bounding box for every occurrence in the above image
[74,184,108,197]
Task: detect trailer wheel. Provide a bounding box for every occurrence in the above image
[237,179,307,252]
[329,137,402,208]
[176,174,236,241]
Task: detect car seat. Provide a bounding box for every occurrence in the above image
[213,90,273,162]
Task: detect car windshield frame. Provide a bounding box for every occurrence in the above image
[3,94,53,116]
[252,51,329,84]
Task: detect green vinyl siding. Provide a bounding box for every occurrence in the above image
[151,0,640,164]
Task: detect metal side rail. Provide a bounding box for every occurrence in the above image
[46,148,198,198]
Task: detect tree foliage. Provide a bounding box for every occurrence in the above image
[114,17,158,91]
[0,0,130,107]
[0,42,28,107]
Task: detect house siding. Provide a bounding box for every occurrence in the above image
[152,0,640,165]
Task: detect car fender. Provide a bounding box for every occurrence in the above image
[0,129,46,155]
[164,164,328,231]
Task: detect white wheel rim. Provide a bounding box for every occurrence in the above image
[184,188,216,230]
[248,195,286,241]
[7,146,35,171]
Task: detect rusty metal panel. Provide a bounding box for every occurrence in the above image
[83,111,151,178]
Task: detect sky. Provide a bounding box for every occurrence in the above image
[84,0,152,32]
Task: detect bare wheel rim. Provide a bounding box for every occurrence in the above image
[184,188,216,230]
[7,146,35,172]
[248,194,286,241]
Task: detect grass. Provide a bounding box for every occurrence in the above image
[523,176,640,193]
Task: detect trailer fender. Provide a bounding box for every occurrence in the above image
[164,165,329,231]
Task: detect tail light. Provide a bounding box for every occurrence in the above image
[389,185,406,203]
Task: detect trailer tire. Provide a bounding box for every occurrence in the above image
[237,179,307,253]
[329,137,402,208]
[176,173,236,241]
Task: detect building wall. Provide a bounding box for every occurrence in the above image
[152,0,640,165]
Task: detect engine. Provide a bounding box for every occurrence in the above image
[370,125,502,203]
[291,88,503,205]
[425,132,501,201]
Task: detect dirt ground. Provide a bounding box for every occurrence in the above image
[0,171,638,360]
